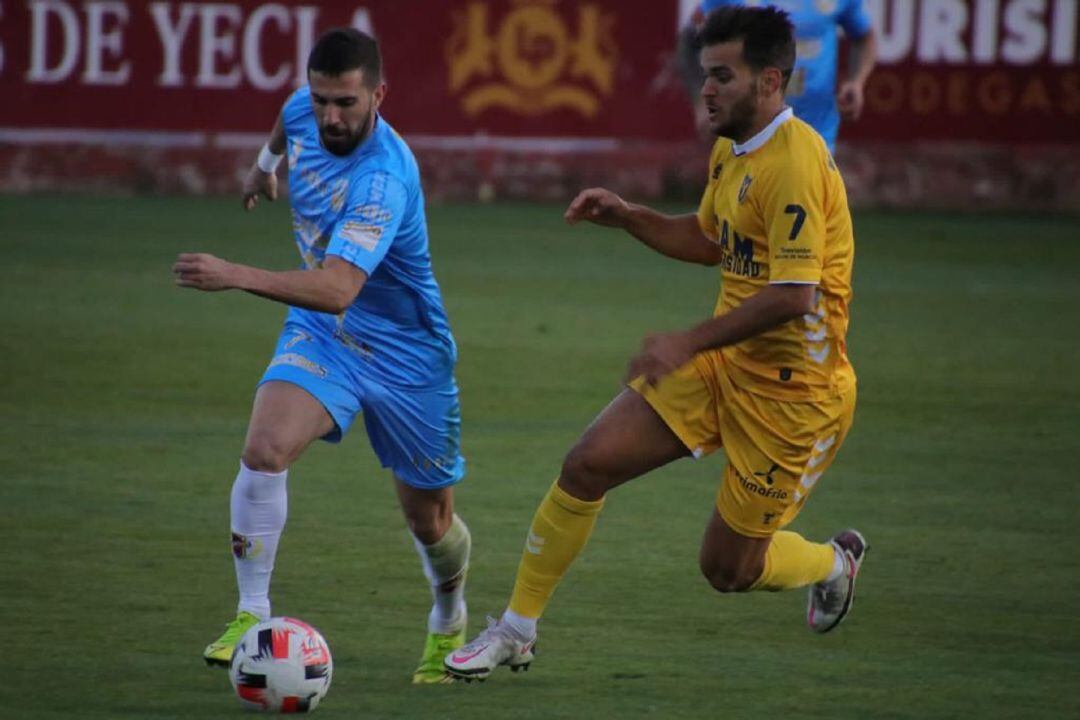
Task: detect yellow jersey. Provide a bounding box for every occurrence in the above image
[697,108,856,401]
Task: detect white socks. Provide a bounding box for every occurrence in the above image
[412,514,471,635]
[230,461,288,619]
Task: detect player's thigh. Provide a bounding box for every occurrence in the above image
[242,381,337,471]
[560,388,692,499]
[245,323,366,470]
[715,380,856,539]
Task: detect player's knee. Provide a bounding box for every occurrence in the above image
[401,491,453,544]
[560,442,615,500]
[700,559,757,594]
[405,507,451,545]
[242,435,292,474]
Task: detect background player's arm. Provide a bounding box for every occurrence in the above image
[173,254,366,314]
[626,283,814,385]
[837,30,876,121]
[836,0,877,123]
[242,111,287,211]
[565,188,721,265]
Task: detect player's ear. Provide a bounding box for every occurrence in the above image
[372,81,387,109]
[761,67,782,97]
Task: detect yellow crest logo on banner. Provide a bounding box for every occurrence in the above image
[447,0,617,117]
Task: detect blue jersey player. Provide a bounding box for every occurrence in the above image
[678,0,876,150]
[174,28,470,684]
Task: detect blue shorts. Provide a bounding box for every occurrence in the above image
[258,323,465,490]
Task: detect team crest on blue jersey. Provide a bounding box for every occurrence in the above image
[737,174,753,204]
[816,0,839,14]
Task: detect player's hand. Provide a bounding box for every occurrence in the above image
[837,81,865,121]
[564,188,630,228]
[173,253,240,291]
[242,164,278,211]
[625,331,697,386]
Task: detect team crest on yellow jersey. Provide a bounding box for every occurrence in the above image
[737,174,753,204]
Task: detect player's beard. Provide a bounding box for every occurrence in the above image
[320,106,375,157]
[714,84,758,142]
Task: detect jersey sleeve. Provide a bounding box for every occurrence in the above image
[760,155,826,285]
[837,0,873,38]
[326,170,408,276]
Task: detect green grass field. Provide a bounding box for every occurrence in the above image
[2,196,1078,719]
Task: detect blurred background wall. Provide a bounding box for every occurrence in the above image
[0,0,1077,210]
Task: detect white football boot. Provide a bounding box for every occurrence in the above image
[443,617,535,681]
[807,529,869,633]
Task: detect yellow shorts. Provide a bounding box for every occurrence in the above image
[631,351,856,538]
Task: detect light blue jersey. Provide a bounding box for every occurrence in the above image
[699,0,872,150]
[282,86,455,389]
[258,86,464,489]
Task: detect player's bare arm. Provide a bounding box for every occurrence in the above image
[565,187,721,265]
[173,254,367,314]
[242,111,287,211]
[626,283,815,385]
[838,30,877,121]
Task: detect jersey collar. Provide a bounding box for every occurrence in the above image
[732,107,794,157]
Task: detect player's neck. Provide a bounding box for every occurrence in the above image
[736,104,787,145]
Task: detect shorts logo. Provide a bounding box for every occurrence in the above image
[736,464,788,500]
[269,352,328,378]
[284,330,311,351]
[332,328,374,359]
[232,532,263,560]
[754,463,780,485]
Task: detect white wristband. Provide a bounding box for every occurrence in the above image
[256,144,283,174]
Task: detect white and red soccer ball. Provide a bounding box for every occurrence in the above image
[229,617,333,713]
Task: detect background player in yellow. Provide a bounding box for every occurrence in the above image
[445,6,866,681]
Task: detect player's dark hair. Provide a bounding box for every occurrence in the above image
[698,6,795,89]
[307,28,382,86]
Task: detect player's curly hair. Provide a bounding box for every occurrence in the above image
[308,28,382,87]
[698,6,796,90]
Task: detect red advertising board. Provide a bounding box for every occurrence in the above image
[0,0,693,141]
[846,0,1079,143]
[0,0,1076,146]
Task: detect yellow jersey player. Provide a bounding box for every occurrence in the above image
[445,5,866,681]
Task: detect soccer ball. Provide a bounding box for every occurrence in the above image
[229,617,333,713]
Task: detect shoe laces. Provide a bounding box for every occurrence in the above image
[219,612,258,643]
[459,616,516,653]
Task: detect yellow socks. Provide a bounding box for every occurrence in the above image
[508,480,605,619]
[750,530,837,592]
